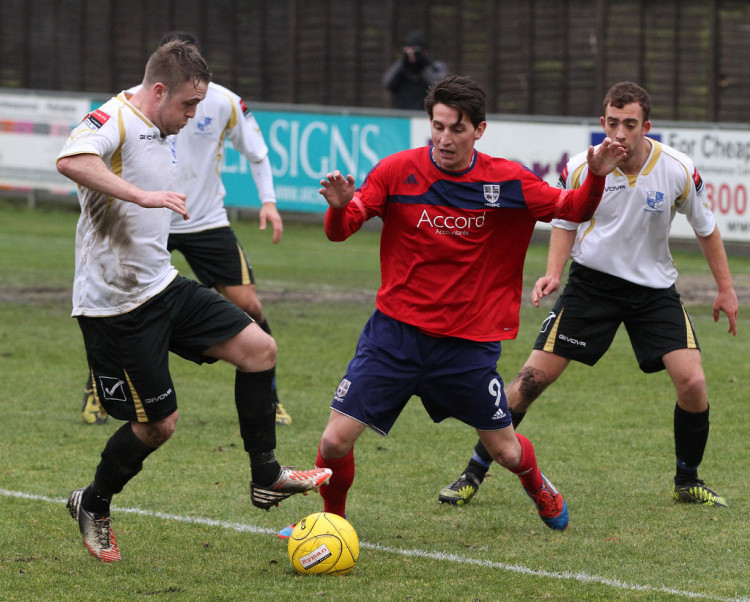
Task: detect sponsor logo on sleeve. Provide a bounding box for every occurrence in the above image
[83,109,111,130]
[692,167,704,193]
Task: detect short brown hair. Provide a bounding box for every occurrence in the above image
[602,81,651,122]
[143,39,211,93]
[425,75,486,128]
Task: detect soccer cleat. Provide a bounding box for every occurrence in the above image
[438,472,481,506]
[250,466,332,510]
[67,487,121,562]
[81,384,108,425]
[525,473,569,531]
[672,480,727,507]
[275,402,292,426]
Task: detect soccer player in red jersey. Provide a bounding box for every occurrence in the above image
[311,74,626,531]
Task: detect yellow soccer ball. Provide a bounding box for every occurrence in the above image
[288,512,359,575]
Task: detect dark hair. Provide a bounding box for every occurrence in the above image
[603,81,651,122]
[143,39,211,92]
[424,74,486,127]
[159,30,200,50]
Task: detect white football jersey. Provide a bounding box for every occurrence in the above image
[169,82,274,233]
[554,138,716,288]
[58,92,178,316]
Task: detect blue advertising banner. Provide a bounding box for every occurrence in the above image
[221,110,411,213]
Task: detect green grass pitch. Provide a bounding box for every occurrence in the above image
[0,201,748,601]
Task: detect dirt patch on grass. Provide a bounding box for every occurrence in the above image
[2,274,747,308]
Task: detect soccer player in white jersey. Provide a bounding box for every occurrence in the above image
[57,40,330,564]
[440,81,738,509]
[162,30,290,425]
[80,31,292,426]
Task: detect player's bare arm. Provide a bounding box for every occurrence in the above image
[586,137,627,176]
[57,153,190,220]
[696,226,739,335]
[259,201,283,244]
[531,227,577,307]
[319,170,356,209]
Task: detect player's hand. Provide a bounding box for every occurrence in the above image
[319,170,356,209]
[136,191,190,220]
[531,275,561,307]
[586,137,626,176]
[713,287,739,336]
[259,202,283,244]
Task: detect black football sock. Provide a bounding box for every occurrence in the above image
[510,408,526,428]
[235,368,280,485]
[83,423,156,515]
[674,403,710,485]
[249,451,282,487]
[464,440,493,484]
[257,319,280,405]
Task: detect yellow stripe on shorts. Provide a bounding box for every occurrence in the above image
[542,308,564,353]
[124,370,148,422]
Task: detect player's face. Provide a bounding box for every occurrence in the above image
[430,103,486,172]
[154,80,207,136]
[600,102,651,165]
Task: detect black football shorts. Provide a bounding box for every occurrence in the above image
[168,226,255,288]
[533,262,700,373]
[77,276,253,422]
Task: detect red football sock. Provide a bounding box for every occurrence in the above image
[316,446,354,518]
[509,433,543,493]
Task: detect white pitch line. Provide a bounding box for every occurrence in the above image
[2,488,746,602]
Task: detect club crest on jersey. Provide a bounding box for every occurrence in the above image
[483,184,500,204]
[645,190,665,213]
[196,116,213,133]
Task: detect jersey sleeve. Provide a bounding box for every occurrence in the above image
[550,151,589,230]
[224,94,269,164]
[675,159,716,237]
[57,102,121,162]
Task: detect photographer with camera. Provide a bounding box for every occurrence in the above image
[382,31,449,110]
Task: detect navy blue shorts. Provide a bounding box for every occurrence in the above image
[331,310,512,435]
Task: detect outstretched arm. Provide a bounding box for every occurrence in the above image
[696,225,738,335]
[57,153,190,219]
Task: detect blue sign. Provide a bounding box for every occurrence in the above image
[221,110,411,213]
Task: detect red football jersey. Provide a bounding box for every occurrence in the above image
[325,146,591,342]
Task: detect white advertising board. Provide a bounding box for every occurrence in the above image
[0,91,89,194]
